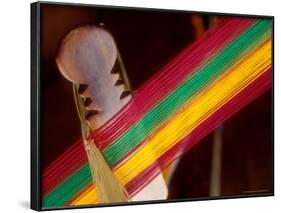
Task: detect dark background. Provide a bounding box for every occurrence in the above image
[40,4,273,199]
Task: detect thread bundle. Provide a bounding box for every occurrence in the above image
[42,17,272,207]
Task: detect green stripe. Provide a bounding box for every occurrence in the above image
[43,19,272,207]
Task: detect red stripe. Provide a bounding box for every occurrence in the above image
[42,140,87,196]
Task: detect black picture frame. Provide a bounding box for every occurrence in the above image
[31,1,274,211]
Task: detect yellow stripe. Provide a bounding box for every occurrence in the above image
[70,40,271,205]
[69,184,97,205]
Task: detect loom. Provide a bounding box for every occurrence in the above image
[42,17,272,207]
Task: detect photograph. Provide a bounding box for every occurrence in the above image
[30,1,273,211]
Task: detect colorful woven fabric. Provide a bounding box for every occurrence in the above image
[42,17,272,207]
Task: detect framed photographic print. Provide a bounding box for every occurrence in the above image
[31,1,274,211]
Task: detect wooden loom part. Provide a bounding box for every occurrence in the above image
[56,25,132,129]
[56,25,131,203]
[56,25,167,203]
